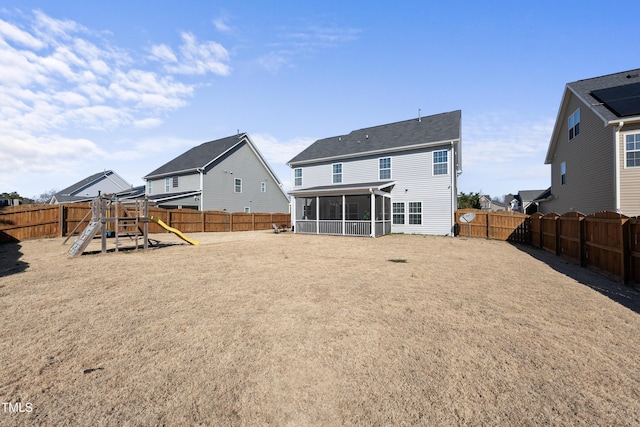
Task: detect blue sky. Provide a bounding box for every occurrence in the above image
[1,1,639,200]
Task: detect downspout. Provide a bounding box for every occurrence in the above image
[450,141,455,236]
[197,167,204,211]
[614,121,624,213]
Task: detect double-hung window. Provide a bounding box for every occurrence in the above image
[172,176,179,188]
[626,133,640,167]
[408,202,422,225]
[561,161,567,185]
[234,178,242,193]
[569,108,580,140]
[379,157,391,180]
[294,168,302,186]
[433,150,448,175]
[392,202,405,224]
[332,163,342,183]
[165,177,170,192]
[148,181,153,194]
[261,181,267,192]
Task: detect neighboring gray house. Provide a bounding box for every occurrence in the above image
[479,195,506,212]
[516,189,547,214]
[540,68,640,216]
[287,110,462,237]
[143,133,290,213]
[50,170,135,204]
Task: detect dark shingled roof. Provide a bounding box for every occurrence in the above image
[288,110,461,165]
[56,170,117,196]
[144,134,246,178]
[567,68,640,122]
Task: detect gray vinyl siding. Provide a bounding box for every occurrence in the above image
[147,173,199,196]
[542,93,615,214]
[619,123,640,216]
[201,142,289,213]
[292,145,455,235]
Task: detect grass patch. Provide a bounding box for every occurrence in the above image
[388,258,407,263]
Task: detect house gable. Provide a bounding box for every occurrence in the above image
[144,133,289,212]
[542,69,640,215]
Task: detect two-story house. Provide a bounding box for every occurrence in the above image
[143,133,290,213]
[287,110,462,237]
[540,68,640,216]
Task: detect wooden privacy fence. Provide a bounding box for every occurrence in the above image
[455,209,530,243]
[456,209,640,284]
[0,203,290,244]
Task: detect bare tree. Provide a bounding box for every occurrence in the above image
[32,189,58,204]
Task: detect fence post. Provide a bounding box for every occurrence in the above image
[201,211,205,232]
[59,204,64,237]
[229,212,233,232]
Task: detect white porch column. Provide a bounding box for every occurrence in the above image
[290,196,296,233]
[342,194,346,235]
[316,196,320,234]
[370,190,375,237]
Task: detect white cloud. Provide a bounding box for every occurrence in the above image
[150,32,231,76]
[251,133,316,190]
[213,17,232,33]
[150,44,177,62]
[0,19,44,49]
[0,9,232,195]
[457,112,554,196]
[257,24,360,72]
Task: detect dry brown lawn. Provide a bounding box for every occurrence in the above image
[1,231,639,426]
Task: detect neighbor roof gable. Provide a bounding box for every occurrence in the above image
[288,110,461,165]
[55,170,130,197]
[144,134,246,179]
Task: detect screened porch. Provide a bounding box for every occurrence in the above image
[290,182,394,237]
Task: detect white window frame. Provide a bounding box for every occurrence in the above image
[433,150,448,175]
[261,181,267,192]
[294,168,303,186]
[408,201,422,225]
[625,133,640,168]
[332,163,343,184]
[165,177,170,192]
[561,161,567,185]
[568,108,580,140]
[234,178,242,193]
[147,180,152,195]
[392,202,405,225]
[172,176,179,188]
[379,157,391,180]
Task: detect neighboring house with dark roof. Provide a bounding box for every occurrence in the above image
[540,68,640,216]
[50,170,134,204]
[287,110,462,236]
[516,189,547,214]
[143,133,290,213]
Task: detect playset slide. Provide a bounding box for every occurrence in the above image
[150,216,200,246]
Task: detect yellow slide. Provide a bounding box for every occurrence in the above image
[150,216,200,246]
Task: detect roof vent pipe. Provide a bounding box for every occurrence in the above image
[418,108,421,122]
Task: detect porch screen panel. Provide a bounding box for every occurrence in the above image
[319,196,342,220]
[298,197,316,220]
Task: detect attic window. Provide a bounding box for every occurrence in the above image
[568,108,580,140]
